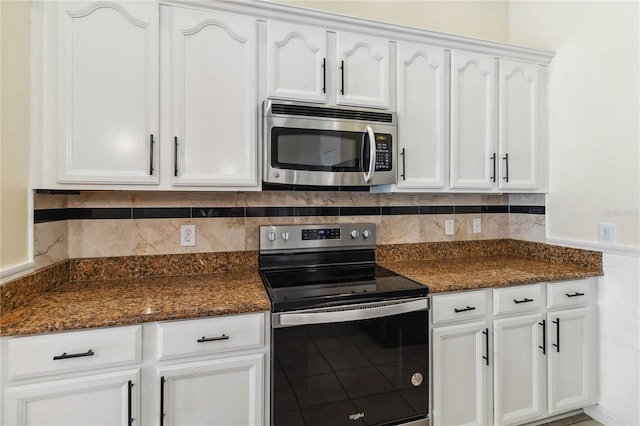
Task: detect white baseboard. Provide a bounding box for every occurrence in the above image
[585,404,630,426]
[0,261,35,284]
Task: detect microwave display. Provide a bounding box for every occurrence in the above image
[271,127,392,173]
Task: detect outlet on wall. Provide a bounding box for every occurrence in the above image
[445,220,454,236]
[473,218,481,234]
[598,223,616,243]
[181,224,196,247]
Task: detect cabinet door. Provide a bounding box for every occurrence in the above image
[159,354,264,426]
[450,51,496,190]
[266,21,327,103]
[4,369,139,426]
[547,308,597,415]
[498,60,544,190]
[493,314,546,426]
[335,31,390,109]
[396,42,447,189]
[432,321,492,426]
[166,7,258,187]
[57,1,159,184]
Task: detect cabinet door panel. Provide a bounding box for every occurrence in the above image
[494,314,546,426]
[498,60,543,190]
[168,7,257,187]
[159,354,264,426]
[396,42,446,189]
[450,51,495,190]
[4,369,139,426]
[267,21,327,102]
[432,321,491,426]
[547,308,597,415]
[336,31,390,108]
[58,1,158,184]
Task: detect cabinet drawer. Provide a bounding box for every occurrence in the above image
[547,279,594,309]
[6,325,141,380]
[157,312,265,361]
[493,283,544,316]
[432,290,489,325]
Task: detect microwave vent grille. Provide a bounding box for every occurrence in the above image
[271,103,394,123]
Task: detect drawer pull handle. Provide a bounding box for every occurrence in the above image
[52,349,94,360]
[565,292,585,298]
[454,306,476,313]
[197,334,229,343]
[513,297,534,304]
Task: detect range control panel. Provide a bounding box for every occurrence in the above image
[260,223,376,253]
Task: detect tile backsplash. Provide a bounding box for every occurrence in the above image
[33,191,546,270]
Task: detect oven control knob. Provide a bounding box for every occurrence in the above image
[350,230,360,239]
[281,232,290,241]
[363,229,372,238]
[267,231,276,242]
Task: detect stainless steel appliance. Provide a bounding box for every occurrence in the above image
[263,101,398,187]
[259,223,429,426]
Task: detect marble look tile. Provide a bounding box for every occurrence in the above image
[34,221,68,270]
[509,193,546,206]
[293,191,340,206]
[68,191,133,208]
[132,191,245,207]
[294,216,339,225]
[454,194,487,206]
[509,213,546,243]
[34,193,68,209]
[68,220,136,258]
[131,219,187,255]
[487,194,509,205]
[245,191,295,207]
[337,191,379,206]
[379,215,421,244]
[419,214,456,242]
[378,193,422,206]
[338,215,381,227]
[193,217,246,252]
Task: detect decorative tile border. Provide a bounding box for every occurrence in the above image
[34,204,542,223]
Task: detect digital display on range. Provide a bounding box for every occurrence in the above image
[302,228,341,240]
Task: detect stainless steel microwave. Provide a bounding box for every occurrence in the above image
[263,100,398,187]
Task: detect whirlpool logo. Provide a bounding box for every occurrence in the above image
[349,412,365,421]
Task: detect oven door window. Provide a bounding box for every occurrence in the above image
[271,127,370,172]
[272,310,428,426]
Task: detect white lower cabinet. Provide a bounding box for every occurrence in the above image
[1,313,269,426]
[159,355,263,426]
[493,313,546,426]
[432,279,597,426]
[4,369,139,426]
[432,319,492,426]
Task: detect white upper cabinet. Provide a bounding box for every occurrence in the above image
[449,51,496,190]
[396,41,447,189]
[335,31,392,109]
[57,1,159,184]
[498,59,546,191]
[165,7,258,187]
[266,21,328,103]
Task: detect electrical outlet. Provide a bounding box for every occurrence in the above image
[473,218,481,234]
[445,220,454,236]
[181,224,196,247]
[598,223,615,243]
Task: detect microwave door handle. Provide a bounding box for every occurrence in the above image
[363,125,376,183]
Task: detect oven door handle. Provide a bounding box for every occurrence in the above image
[272,298,429,328]
[363,125,376,183]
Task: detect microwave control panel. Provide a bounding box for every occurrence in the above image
[374,135,392,171]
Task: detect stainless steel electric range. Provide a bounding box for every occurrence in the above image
[259,223,430,426]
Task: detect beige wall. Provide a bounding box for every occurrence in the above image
[1,0,31,273]
[275,0,509,42]
[509,1,640,249]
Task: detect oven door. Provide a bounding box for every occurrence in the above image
[271,298,429,426]
[264,116,397,187]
